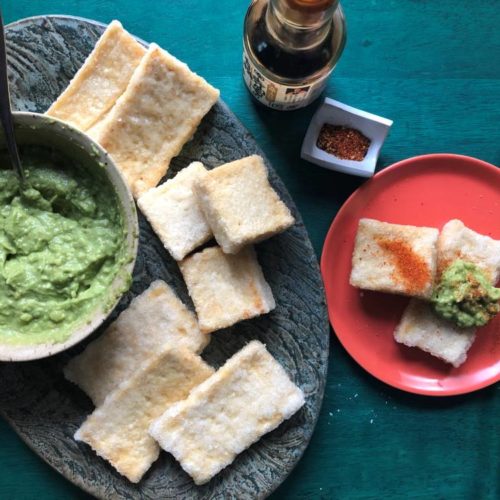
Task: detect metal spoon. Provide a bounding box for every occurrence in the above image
[0,8,25,183]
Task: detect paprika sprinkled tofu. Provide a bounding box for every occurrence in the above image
[349,218,439,299]
[149,341,305,485]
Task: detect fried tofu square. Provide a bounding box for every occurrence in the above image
[91,43,219,198]
[437,219,500,282]
[64,280,209,406]
[137,162,212,261]
[350,218,439,299]
[194,155,295,254]
[149,340,304,485]
[179,246,275,334]
[394,299,476,367]
[75,347,214,483]
[46,20,146,131]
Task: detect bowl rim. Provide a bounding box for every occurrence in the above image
[0,111,138,361]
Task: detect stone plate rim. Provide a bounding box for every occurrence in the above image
[1,14,329,500]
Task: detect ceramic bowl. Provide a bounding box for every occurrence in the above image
[0,112,138,361]
[301,97,393,177]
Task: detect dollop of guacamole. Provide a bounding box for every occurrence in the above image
[431,259,500,328]
[0,147,127,345]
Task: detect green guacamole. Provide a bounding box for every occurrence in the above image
[0,147,127,345]
[431,259,500,328]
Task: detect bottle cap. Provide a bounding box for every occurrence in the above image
[286,0,337,13]
[280,0,338,25]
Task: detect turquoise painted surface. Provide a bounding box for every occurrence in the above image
[1,0,499,498]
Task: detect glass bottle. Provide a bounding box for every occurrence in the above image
[243,0,346,111]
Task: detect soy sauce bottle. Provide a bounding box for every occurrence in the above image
[243,0,346,111]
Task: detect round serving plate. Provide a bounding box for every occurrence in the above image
[321,153,500,397]
[0,15,329,500]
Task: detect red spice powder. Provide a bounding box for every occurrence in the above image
[316,124,371,161]
[376,237,431,294]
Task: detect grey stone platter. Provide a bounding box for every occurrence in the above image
[0,15,329,500]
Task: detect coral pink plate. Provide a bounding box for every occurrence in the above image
[321,154,500,396]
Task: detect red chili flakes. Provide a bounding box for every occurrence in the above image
[316,124,371,161]
[376,237,431,294]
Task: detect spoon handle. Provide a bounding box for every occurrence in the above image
[0,8,25,183]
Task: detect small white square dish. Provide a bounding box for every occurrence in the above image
[301,98,393,177]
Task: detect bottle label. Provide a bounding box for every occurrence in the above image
[243,48,328,111]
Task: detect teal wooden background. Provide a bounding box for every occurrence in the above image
[1,0,499,498]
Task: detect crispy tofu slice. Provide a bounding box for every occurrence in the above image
[394,299,476,367]
[394,220,500,367]
[149,340,304,485]
[137,162,212,260]
[179,246,275,334]
[85,115,108,138]
[64,280,209,405]
[194,155,295,254]
[46,20,146,131]
[436,219,500,282]
[90,43,219,198]
[349,218,439,299]
[75,347,214,483]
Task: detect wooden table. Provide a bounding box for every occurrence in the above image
[1,0,499,498]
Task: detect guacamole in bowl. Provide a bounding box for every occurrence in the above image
[0,113,137,361]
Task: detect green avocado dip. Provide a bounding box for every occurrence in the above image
[0,147,128,345]
[431,259,500,328]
